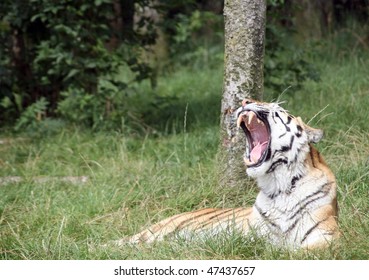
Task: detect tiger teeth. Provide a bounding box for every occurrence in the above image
[237,112,248,128]
[244,157,253,165]
[237,111,261,128]
[237,115,242,128]
[248,111,255,125]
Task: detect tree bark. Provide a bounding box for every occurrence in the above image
[220,0,266,188]
[121,0,135,41]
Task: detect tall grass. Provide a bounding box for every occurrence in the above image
[0,43,368,259]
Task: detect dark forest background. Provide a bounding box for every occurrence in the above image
[1,0,368,132]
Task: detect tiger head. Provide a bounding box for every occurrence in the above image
[235,99,324,178]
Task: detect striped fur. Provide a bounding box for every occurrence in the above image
[114,99,339,249]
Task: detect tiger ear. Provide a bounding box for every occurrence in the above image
[296,117,324,143]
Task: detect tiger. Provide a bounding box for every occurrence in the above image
[113,99,339,249]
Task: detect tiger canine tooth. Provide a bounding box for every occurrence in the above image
[237,112,248,127]
[244,157,253,165]
[257,119,265,126]
[248,111,255,125]
[237,115,242,128]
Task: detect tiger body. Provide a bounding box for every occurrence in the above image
[115,99,339,249]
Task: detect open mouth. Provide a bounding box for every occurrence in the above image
[237,110,271,167]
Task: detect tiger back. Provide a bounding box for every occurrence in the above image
[112,99,339,249]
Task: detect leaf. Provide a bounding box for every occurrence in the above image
[63,69,80,82]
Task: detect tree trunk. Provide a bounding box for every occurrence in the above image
[220,0,266,188]
[121,0,135,41]
[11,28,38,109]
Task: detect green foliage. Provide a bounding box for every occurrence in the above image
[162,9,224,69]
[1,0,368,133]
[14,97,49,131]
[264,25,320,96]
[263,0,321,97]
[267,0,285,6]
[12,97,66,137]
[0,0,154,129]
[57,79,127,130]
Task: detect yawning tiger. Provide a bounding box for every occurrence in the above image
[114,99,339,249]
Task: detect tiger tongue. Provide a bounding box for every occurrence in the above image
[250,141,268,163]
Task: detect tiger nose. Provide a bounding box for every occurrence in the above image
[242,99,254,107]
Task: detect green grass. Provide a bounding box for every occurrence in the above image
[0,48,368,259]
